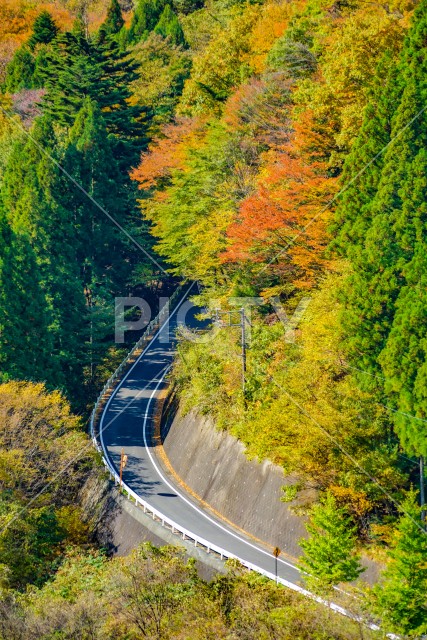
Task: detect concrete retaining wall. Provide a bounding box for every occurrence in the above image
[161,403,381,583]
[162,405,308,559]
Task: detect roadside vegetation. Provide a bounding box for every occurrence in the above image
[2,542,382,640]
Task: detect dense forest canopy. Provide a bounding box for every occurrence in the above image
[0,0,426,636]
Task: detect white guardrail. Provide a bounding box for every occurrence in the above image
[89,283,391,635]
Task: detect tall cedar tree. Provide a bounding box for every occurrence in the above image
[100,0,125,37]
[4,11,58,92]
[0,102,152,400]
[154,5,186,47]
[335,0,427,455]
[39,30,149,170]
[298,493,363,592]
[1,119,88,401]
[370,494,427,636]
[376,2,427,457]
[3,47,35,92]
[333,53,401,387]
[60,98,131,296]
[28,11,59,50]
[128,0,166,43]
[0,205,55,383]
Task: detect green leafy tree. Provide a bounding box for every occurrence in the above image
[113,543,198,637]
[267,26,317,80]
[178,7,258,115]
[370,493,427,637]
[0,500,65,588]
[298,493,363,592]
[131,33,191,130]
[171,0,204,14]
[140,123,239,284]
[0,381,93,589]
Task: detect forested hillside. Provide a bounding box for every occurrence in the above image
[0,0,426,636]
[132,0,427,631]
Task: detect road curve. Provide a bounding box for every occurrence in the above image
[99,284,303,587]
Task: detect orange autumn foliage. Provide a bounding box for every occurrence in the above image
[0,1,74,45]
[0,1,72,81]
[292,104,341,164]
[131,117,206,192]
[248,1,298,73]
[222,143,337,289]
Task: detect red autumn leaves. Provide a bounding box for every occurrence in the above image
[222,144,336,288]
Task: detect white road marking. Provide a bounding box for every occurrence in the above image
[100,282,300,576]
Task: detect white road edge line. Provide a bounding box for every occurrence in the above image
[142,365,299,574]
[99,282,299,574]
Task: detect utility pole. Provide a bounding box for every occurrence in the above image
[240,307,246,393]
[84,286,93,381]
[214,307,247,398]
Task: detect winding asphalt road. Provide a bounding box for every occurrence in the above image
[99,284,303,586]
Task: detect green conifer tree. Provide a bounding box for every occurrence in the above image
[370,493,427,636]
[71,10,89,40]
[3,11,58,92]
[373,3,427,455]
[154,5,186,47]
[1,119,88,401]
[334,1,427,418]
[0,204,54,384]
[332,54,402,389]
[3,47,35,92]
[61,98,131,294]
[101,0,125,36]
[39,31,149,169]
[298,493,363,593]
[334,52,400,253]
[28,11,58,50]
[62,96,155,295]
[128,0,165,42]
[378,239,427,457]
